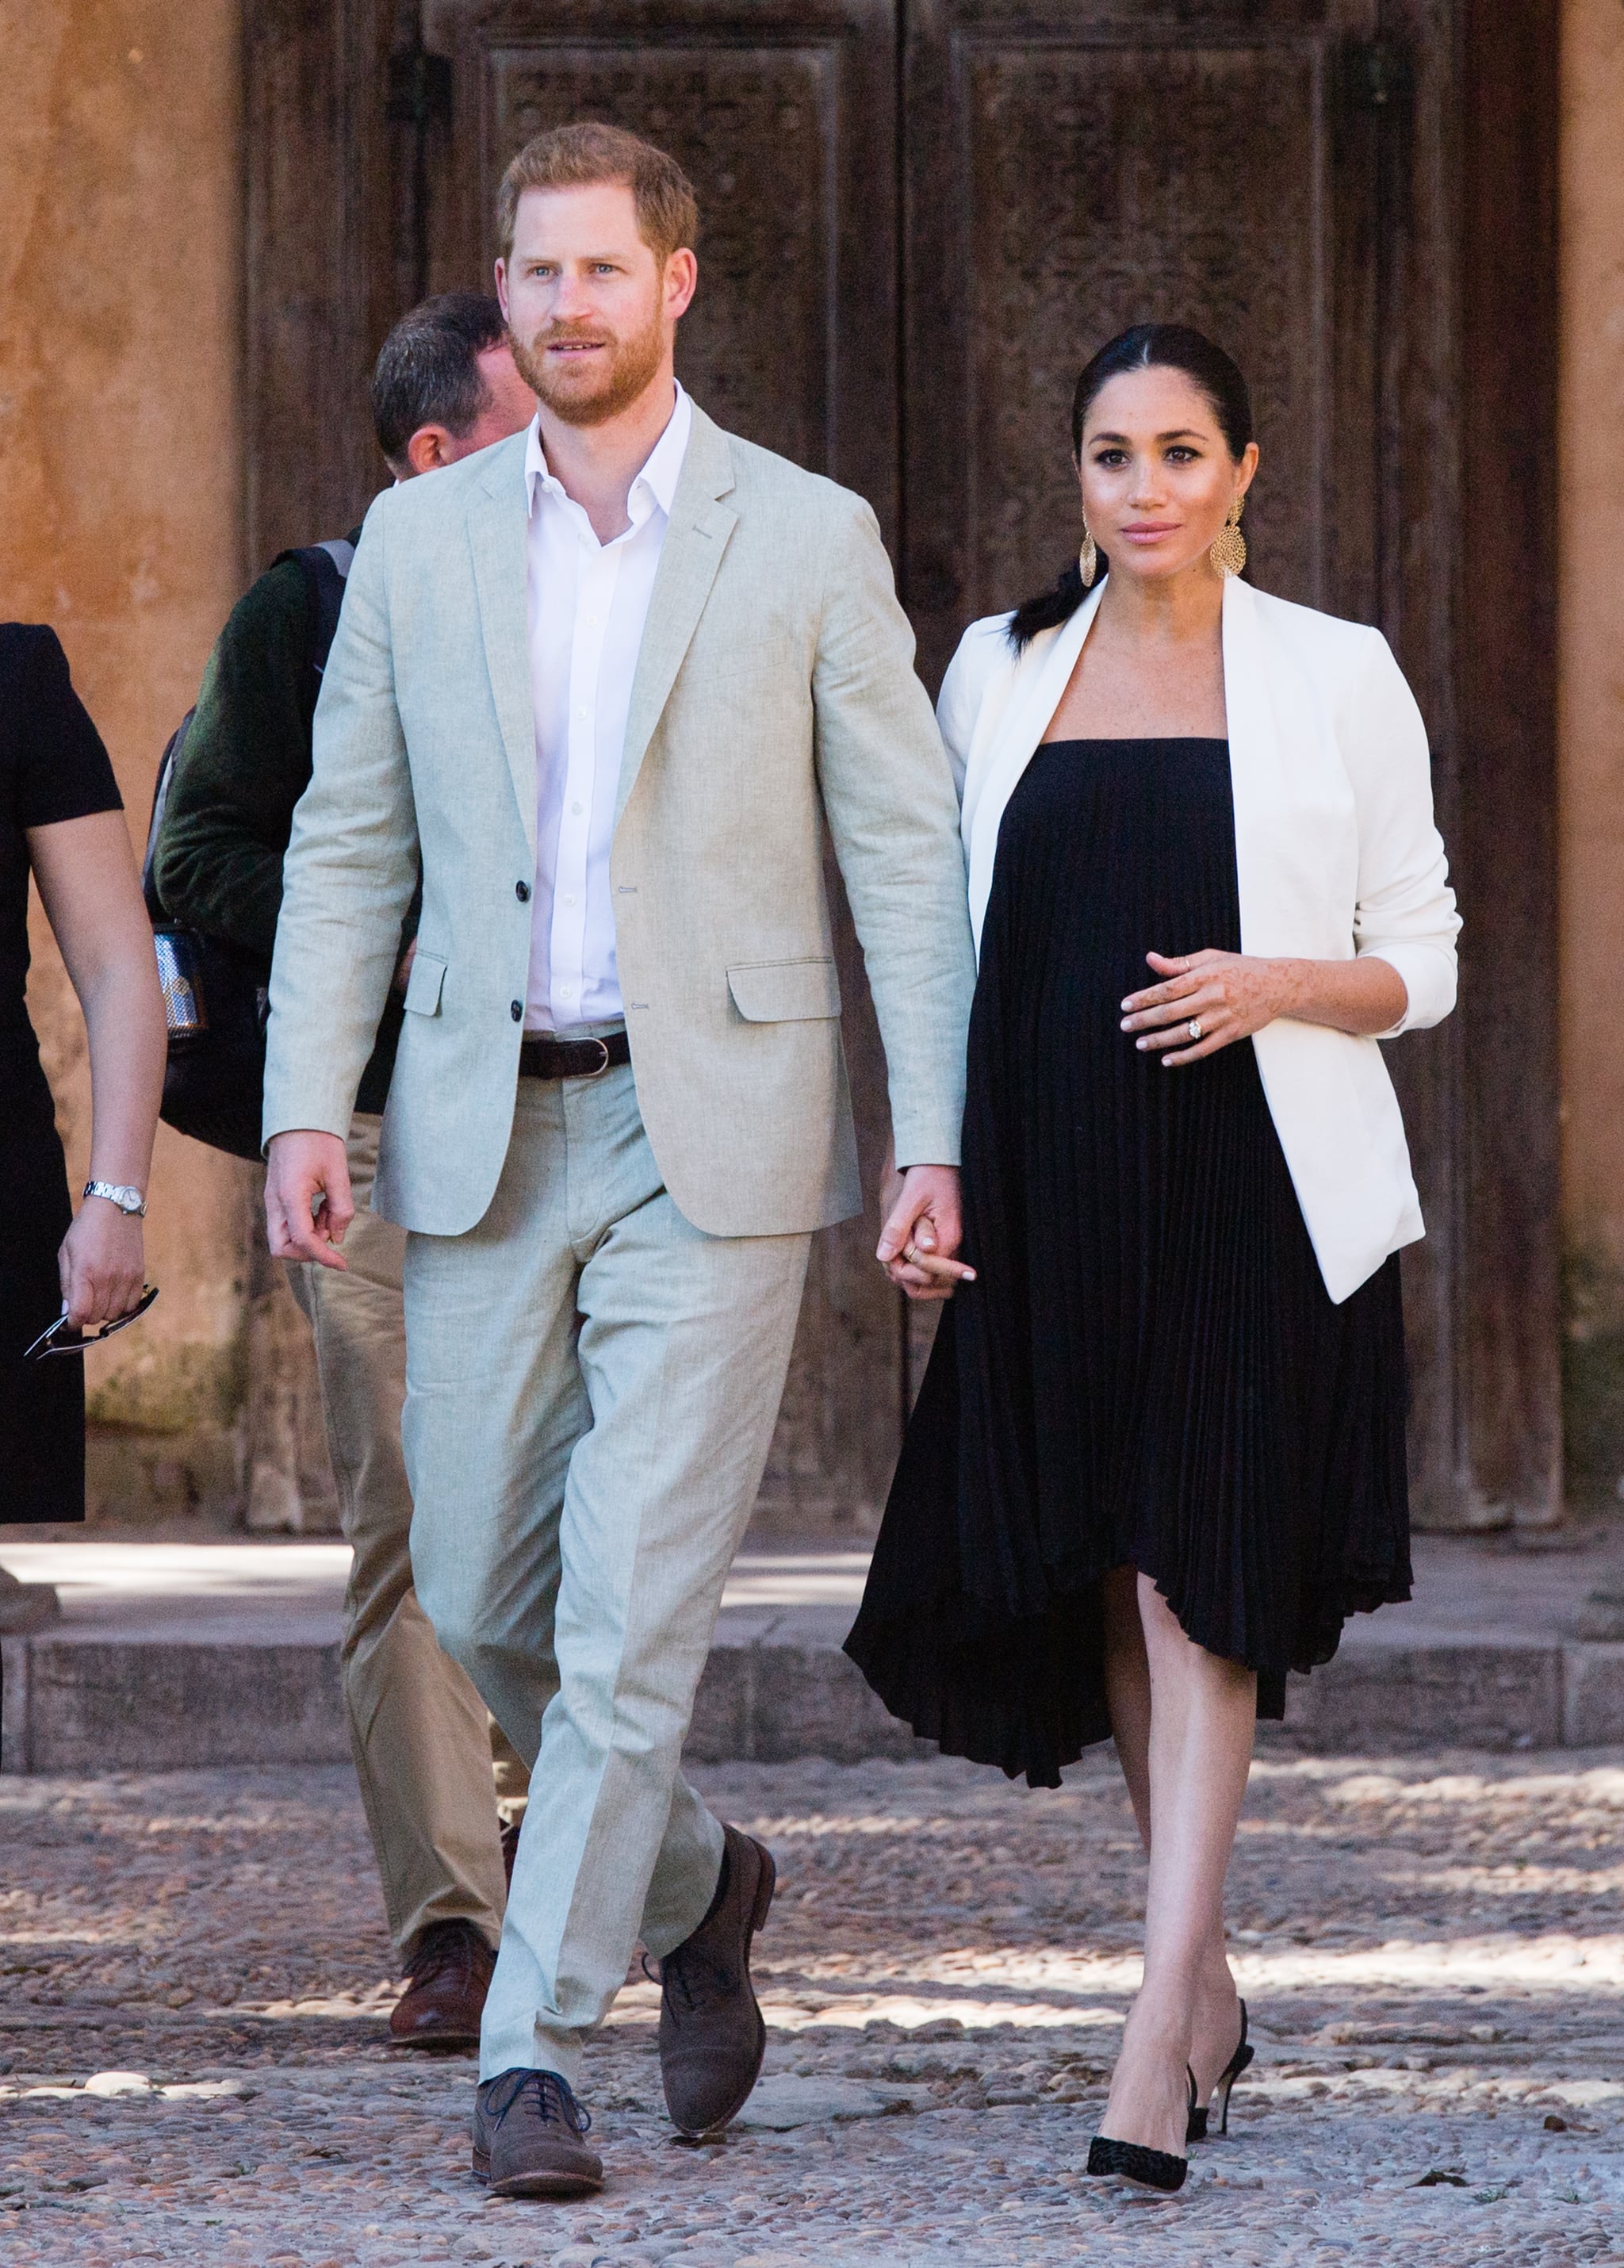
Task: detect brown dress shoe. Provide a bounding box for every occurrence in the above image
[472,2067,603,2197]
[389,1918,495,2048]
[656,1823,776,2136]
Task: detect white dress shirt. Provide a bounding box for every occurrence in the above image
[523,383,693,1030]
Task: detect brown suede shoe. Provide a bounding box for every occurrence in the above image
[472,2067,603,2197]
[656,1823,776,2136]
[389,1918,494,2048]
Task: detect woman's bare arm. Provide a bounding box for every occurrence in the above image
[28,810,167,1323]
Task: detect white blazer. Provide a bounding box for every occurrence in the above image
[940,573,1461,1304]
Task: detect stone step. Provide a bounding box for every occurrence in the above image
[5,1533,1624,1773]
[5,1616,1622,1775]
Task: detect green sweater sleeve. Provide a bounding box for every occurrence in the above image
[153,560,314,961]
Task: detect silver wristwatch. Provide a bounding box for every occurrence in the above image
[83,1180,147,1217]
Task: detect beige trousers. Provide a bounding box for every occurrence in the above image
[288,1113,527,1954]
[401,1062,810,2085]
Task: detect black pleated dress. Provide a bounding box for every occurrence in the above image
[846,737,1411,1788]
[1,626,125,1524]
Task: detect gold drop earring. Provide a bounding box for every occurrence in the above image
[1209,494,1247,577]
[1078,517,1098,588]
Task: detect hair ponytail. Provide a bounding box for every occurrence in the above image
[1007,556,1090,650]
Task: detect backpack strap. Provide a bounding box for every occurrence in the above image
[142,708,196,923]
[271,537,356,728]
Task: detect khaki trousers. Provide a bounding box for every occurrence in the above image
[288,1113,525,1954]
[401,1062,810,2086]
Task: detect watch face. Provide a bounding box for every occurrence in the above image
[86,1182,144,1213]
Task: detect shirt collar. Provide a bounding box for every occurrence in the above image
[524,381,692,526]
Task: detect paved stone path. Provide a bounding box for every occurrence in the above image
[3,1747,1622,2265]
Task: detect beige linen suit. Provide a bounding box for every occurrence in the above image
[263,402,975,2086]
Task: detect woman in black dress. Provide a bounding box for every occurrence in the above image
[851,329,1459,2192]
[2,625,165,1523]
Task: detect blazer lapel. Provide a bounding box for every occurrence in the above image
[467,446,538,857]
[615,408,737,826]
[965,580,1104,955]
[1222,573,1289,956]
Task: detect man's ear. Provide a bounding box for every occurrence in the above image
[405,424,453,477]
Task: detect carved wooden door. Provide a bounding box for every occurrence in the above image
[247,0,1559,1533]
[900,0,1488,1526]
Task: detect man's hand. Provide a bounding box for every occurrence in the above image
[876,1163,975,1303]
[265,1130,354,1270]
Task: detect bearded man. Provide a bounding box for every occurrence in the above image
[261,123,975,2199]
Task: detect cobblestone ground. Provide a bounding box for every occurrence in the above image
[2,1748,1622,2266]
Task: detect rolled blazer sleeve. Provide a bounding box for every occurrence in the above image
[261,496,421,1147]
[811,496,977,1169]
[1339,627,1461,1036]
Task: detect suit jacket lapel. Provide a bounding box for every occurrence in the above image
[615,408,738,826]
[467,446,538,857]
[1222,574,1286,956]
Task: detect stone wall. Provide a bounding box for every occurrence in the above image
[1558,0,1624,1495]
[2,2,258,1521]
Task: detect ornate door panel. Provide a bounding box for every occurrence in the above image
[902,0,1496,1527]
[903,0,1385,686]
[422,0,905,1533]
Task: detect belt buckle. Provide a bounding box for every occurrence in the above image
[579,1037,611,1078]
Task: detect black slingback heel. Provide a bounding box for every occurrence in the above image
[1086,2070,1197,2194]
[1187,1998,1255,2143]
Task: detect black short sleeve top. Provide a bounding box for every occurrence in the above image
[0,625,123,1037]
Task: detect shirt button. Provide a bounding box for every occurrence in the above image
[515,880,531,902]
[576,707,588,720]
[510,1000,523,1022]
[563,894,577,908]
[558,983,574,1001]
[571,801,584,816]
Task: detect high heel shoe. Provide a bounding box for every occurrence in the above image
[1186,1998,1255,2143]
[1086,2071,1197,2194]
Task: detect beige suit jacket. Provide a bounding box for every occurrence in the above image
[262,404,975,1237]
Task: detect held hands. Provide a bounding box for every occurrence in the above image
[265,1130,354,1270]
[1120,948,1287,1065]
[58,1201,146,1328]
[876,1163,975,1302]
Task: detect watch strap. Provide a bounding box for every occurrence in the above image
[83,1181,147,1217]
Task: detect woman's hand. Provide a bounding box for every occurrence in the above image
[58,1197,147,1328]
[1120,949,1286,1064]
[1121,947,1411,1063]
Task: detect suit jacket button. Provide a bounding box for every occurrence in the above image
[515,879,531,902]
[510,1000,523,1022]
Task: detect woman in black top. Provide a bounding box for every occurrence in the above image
[1,626,165,1522]
[852,329,1457,2193]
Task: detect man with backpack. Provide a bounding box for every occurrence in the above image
[153,293,536,2046]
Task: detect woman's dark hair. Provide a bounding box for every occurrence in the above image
[1006,324,1254,650]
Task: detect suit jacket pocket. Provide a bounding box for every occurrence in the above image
[726,956,842,1022]
[403,951,447,1017]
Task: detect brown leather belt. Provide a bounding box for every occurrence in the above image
[518,1029,630,1081]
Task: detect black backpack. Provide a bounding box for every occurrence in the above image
[144,539,354,1160]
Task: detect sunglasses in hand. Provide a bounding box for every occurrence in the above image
[24,1285,160,1362]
